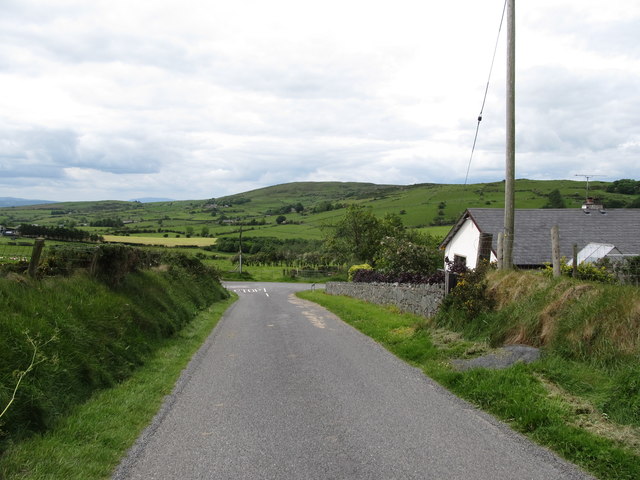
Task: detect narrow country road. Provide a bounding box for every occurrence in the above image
[113,282,594,480]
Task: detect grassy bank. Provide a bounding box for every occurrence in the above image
[299,273,640,480]
[0,295,235,479]
[0,256,229,465]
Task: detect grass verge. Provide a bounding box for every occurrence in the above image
[297,290,640,480]
[0,295,236,480]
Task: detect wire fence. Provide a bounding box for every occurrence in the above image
[607,255,640,286]
[0,240,34,263]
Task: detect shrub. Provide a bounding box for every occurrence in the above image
[543,259,615,284]
[348,263,372,281]
[375,236,441,275]
[439,262,495,319]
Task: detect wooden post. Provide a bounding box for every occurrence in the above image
[497,232,504,270]
[572,243,578,277]
[238,226,243,274]
[477,232,493,267]
[503,0,516,270]
[551,225,561,277]
[28,238,45,278]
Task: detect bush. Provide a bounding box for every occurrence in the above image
[348,263,372,281]
[439,262,495,319]
[543,259,615,284]
[375,236,441,275]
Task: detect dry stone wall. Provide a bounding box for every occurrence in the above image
[325,282,445,318]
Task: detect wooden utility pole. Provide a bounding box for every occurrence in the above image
[502,0,516,269]
[238,226,243,274]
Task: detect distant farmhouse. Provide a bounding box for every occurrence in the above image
[440,203,640,270]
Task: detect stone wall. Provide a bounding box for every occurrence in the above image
[325,282,445,318]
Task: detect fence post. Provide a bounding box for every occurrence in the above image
[28,238,45,278]
[551,225,561,277]
[496,232,504,270]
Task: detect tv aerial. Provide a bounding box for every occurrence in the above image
[575,174,605,199]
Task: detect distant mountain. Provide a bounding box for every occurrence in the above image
[0,197,56,207]
[129,197,175,203]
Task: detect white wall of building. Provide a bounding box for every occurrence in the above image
[443,219,496,270]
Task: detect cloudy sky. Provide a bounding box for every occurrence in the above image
[1,0,639,201]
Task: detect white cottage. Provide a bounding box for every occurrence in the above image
[440,208,640,270]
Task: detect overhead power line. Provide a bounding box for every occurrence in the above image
[464,0,508,186]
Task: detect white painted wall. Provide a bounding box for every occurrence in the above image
[443,219,496,270]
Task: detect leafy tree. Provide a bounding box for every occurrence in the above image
[374,236,441,275]
[606,179,640,195]
[276,215,287,224]
[544,189,566,208]
[324,205,384,264]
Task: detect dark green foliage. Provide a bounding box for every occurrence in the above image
[375,234,442,275]
[543,189,567,208]
[439,263,495,321]
[324,207,443,273]
[324,205,384,264]
[606,179,640,195]
[603,198,627,208]
[0,259,227,454]
[19,224,102,243]
[89,218,124,227]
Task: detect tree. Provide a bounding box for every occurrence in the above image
[324,205,384,264]
[276,215,287,224]
[544,189,566,208]
[374,236,441,275]
[606,179,640,195]
[201,226,210,237]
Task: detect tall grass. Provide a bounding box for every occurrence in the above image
[0,258,228,455]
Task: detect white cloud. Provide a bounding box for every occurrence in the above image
[0,0,639,201]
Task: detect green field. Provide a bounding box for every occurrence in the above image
[103,235,217,247]
[1,179,634,245]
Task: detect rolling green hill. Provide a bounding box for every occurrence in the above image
[1,179,637,243]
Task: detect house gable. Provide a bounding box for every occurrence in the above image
[442,208,640,268]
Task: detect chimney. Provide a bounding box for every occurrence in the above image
[582,197,604,213]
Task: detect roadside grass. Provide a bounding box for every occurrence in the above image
[0,295,236,480]
[297,290,640,480]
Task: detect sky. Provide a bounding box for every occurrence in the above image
[1,0,639,202]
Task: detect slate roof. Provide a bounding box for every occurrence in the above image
[441,208,640,266]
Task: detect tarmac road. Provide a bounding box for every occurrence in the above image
[113,281,594,480]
